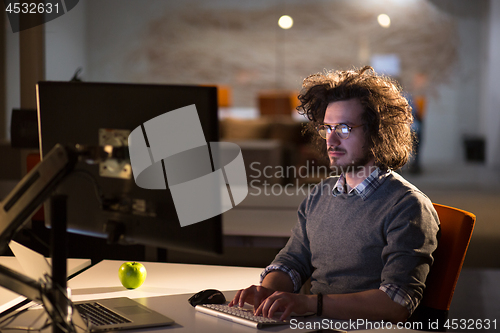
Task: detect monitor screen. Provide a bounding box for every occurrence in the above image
[36,81,222,255]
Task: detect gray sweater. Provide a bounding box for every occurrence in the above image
[271,172,440,299]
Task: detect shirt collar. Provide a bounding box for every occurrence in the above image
[332,167,391,200]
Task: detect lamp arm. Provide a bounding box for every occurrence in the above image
[0,144,77,253]
[0,143,77,307]
[0,264,45,303]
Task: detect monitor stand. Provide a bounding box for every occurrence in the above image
[50,194,70,333]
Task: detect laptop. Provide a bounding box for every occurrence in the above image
[8,241,175,331]
[73,297,174,332]
[9,241,53,281]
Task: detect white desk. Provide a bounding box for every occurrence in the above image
[67,259,263,302]
[0,260,426,333]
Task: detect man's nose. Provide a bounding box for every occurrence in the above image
[326,131,341,146]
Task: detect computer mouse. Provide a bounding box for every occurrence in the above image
[188,289,226,307]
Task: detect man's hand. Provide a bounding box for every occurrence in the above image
[228,285,274,309]
[229,270,295,310]
[255,291,316,321]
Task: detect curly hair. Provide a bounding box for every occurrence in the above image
[297,66,414,170]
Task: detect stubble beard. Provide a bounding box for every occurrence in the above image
[328,148,374,176]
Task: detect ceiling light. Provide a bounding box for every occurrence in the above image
[377,14,391,28]
[278,15,293,30]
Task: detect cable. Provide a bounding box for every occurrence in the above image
[41,275,72,333]
[67,170,104,206]
[37,274,90,333]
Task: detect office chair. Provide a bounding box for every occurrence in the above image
[410,203,476,331]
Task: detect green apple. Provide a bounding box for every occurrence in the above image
[118,262,147,289]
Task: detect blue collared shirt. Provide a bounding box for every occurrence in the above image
[332,166,391,200]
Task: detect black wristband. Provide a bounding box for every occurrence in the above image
[317,293,323,316]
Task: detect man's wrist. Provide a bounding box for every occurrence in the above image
[304,294,319,315]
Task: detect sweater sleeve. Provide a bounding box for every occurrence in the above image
[381,190,440,301]
[268,192,315,289]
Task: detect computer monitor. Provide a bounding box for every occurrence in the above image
[36,81,223,255]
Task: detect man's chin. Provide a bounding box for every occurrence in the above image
[328,154,375,175]
[328,166,342,176]
[328,161,350,175]
[329,162,371,175]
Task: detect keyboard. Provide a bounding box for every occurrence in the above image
[195,303,288,329]
[75,302,132,327]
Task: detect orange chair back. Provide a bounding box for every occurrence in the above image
[421,203,475,311]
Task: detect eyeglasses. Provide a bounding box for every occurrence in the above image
[316,123,363,140]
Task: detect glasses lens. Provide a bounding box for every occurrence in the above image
[317,125,329,139]
[335,124,350,139]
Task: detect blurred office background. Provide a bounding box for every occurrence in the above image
[1,0,500,329]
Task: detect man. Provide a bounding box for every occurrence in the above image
[229,66,440,323]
